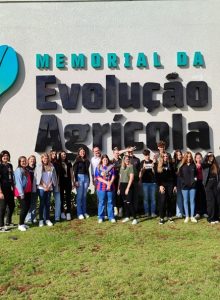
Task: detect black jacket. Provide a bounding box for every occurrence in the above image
[179,162,197,189]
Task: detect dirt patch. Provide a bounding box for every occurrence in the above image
[91,244,101,253]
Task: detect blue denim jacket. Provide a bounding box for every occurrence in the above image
[14,167,28,197]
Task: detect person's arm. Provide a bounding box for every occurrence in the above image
[118,146,136,155]
[125,173,134,195]
[14,168,25,198]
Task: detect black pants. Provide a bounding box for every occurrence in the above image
[19,193,31,225]
[120,183,136,219]
[205,179,220,222]
[114,178,123,208]
[60,178,72,213]
[158,183,175,219]
[195,180,207,215]
[0,187,15,226]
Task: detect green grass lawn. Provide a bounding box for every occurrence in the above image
[0,215,220,300]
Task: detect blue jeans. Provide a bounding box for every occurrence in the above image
[25,192,37,222]
[142,183,156,215]
[38,189,51,221]
[53,191,61,221]
[182,189,196,217]
[176,189,184,217]
[97,190,114,220]
[76,174,89,216]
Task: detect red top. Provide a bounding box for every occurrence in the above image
[196,164,203,180]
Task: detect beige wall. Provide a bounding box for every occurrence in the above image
[0,0,219,165]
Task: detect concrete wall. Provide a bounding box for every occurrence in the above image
[0,0,219,165]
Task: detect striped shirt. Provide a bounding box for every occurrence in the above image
[95,166,115,191]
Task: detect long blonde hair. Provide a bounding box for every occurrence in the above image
[157,152,171,173]
[41,153,52,172]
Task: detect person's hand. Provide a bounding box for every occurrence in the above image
[173,186,177,193]
[0,192,4,200]
[125,188,129,195]
[117,189,120,195]
[75,182,79,188]
[159,185,165,194]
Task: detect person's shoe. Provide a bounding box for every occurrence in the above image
[66,213,71,221]
[195,214,200,219]
[151,213,157,218]
[84,213,90,219]
[203,214,208,218]
[32,218,37,224]
[18,225,27,232]
[46,220,53,227]
[191,217,198,223]
[98,219,103,224]
[39,220,44,227]
[114,207,118,216]
[104,215,108,220]
[78,214,84,220]
[210,221,216,224]
[159,218,165,225]
[61,213,66,220]
[145,213,150,217]
[0,227,9,232]
[55,219,60,222]
[132,219,138,225]
[122,217,130,223]
[184,217,190,223]
[169,218,174,223]
[215,220,219,224]
[24,224,29,229]
[176,214,183,218]
[111,218,116,223]
[118,207,123,218]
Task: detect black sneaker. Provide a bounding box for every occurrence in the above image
[159,219,165,225]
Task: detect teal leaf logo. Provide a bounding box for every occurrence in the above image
[0,45,19,96]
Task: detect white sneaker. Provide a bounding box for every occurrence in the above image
[151,213,157,218]
[78,214,84,220]
[191,217,198,223]
[132,219,138,225]
[46,220,53,227]
[39,220,44,227]
[66,213,71,221]
[24,224,29,229]
[61,213,66,220]
[33,218,37,224]
[184,217,190,223]
[84,213,90,219]
[210,221,216,224]
[215,220,219,224]
[122,217,130,223]
[104,215,108,220]
[18,225,27,232]
[203,214,208,218]
[98,219,103,224]
[111,219,116,223]
[195,214,200,219]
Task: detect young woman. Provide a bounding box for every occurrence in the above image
[50,150,61,222]
[139,149,157,217]
[179,151,197,223]
[14,156,32,231]
[25,155,37,224]
[73,148,90,219]
[111,147,123,218]
[34,153,58,227]
[0,150,15,231]
[202,152,220,224]
[118,155,138,225]
[173,150,184,218]
[58,151,74,221]
[95,154,115,223]
[194,152,207,219]
[155,152,176,224]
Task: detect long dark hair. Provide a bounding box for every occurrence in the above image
[58,151,68,164]
[75,147,87,162]
[17,156,27,168]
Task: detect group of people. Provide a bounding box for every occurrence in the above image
[0,141,219,232]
